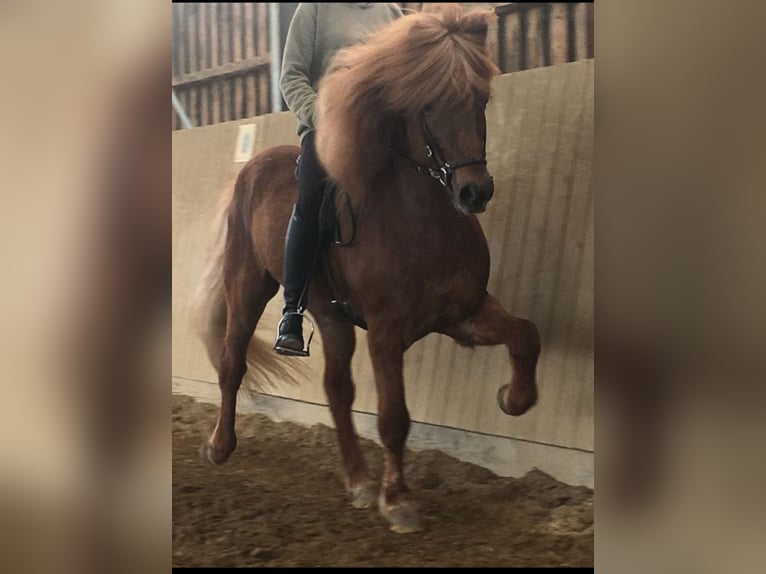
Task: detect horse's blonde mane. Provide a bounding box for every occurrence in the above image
[316,4,499,197]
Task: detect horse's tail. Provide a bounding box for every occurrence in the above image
[193,175,307,392]
[192,181,233,375]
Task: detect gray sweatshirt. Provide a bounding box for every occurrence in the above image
[280,3,403,140]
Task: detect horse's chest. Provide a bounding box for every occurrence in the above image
[342,216,490,322]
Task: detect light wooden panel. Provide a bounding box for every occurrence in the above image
[172,114,310,385]
[172,60,593,451]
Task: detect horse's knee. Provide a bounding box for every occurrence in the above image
[218,349,247,387]
[378,404,410,449]
[324,370,355,410]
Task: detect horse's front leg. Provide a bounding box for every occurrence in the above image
[447,293,541,416]
[314,311,376,509]
[366,325,423,533]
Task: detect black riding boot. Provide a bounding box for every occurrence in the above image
[274,206,319,356]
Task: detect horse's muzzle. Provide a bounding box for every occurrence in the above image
[458,177,494,214]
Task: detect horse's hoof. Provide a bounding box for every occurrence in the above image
[200,444,217,465]
[200,444,222,466]
[200,442,232,466]
[497,384,537,416]
[349,482,378,509]
[379,496,424,534]
[390,521,423,534]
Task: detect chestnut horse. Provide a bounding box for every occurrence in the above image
[195,5,540,533]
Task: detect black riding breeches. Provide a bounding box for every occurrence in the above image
[295,130,327,229]
[280,130,326,315]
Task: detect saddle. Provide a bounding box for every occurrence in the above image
[296,156,368,330]
[318,182,368,330]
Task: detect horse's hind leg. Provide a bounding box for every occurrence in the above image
[446,293,541,416]
[315,312,375,508]
[204,265,278,465]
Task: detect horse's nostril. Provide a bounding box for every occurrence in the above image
[459,182,493,213]
[459,184,477,206]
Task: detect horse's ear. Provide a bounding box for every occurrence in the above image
[461,9,497,47]
[433,4,496,47]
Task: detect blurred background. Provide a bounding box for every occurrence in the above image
[0,0,764,572]
[0,0,169,573]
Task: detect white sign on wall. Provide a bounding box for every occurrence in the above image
[234,123,256,163]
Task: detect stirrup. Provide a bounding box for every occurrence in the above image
[273,311,315,357]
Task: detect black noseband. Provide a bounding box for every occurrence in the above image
[394,109,488,191]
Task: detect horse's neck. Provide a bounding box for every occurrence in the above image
[362,166,453,224]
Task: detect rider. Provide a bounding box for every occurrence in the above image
[274,3,403,355]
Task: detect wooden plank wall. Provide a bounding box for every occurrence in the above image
[400,3,594,73]
[172,2,594,130]
[494,3,594,72]
[172,3,272,130]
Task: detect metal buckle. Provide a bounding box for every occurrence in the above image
[438,165,451,187]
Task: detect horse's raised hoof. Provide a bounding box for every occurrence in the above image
[349,482,378,509]
[497,384,538,416]
[379,495,424,534]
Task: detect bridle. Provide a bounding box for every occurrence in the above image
[394,109,488,191]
